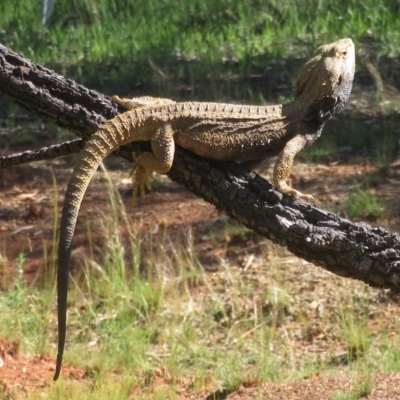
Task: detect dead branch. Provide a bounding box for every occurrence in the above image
[0,139,84,168]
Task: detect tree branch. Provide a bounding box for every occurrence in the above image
[1,43,399,290]
[0,44,119,139]
[0,139,84,168]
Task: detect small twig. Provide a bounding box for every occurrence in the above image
[0,139,84,169]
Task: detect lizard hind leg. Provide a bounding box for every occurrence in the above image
[130,123,175,203]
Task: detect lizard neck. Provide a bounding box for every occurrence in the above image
[292,90,320,113]
[281,89,332,123]
[277,95,311,121]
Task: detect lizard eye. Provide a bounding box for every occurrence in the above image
[336,50,347,58]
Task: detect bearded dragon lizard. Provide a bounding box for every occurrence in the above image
[54,38,355,379]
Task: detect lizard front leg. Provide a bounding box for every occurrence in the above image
[131,123,175,202]
[273,134,315,202]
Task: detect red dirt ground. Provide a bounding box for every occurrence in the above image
[3,333,400,399]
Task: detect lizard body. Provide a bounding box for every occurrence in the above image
[54,38,355,379]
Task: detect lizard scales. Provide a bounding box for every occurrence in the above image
[54,38,355,379]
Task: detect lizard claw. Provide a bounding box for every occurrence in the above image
[295,192,319,204]
[288,189,319,205]
[274,180,317,204]
[275,181,318,204]
[130,164,153,203]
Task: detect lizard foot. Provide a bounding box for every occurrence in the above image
[129,164,153,203]
[294,191,318,204]
[275,182,317,204]
[288,189,318,204]
[111,95,134,110]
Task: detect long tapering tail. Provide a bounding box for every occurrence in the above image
[53,145,107,380]
[53,115,131,380]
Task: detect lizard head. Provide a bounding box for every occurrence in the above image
[295,38,355,109]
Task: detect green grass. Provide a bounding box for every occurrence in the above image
[2,0,400,165]
[331,370,373,399]
[346,187,385,220]
[0,167,281,397]
[1,166,400,398]
[1,0,400,100]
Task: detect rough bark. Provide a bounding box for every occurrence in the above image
[0,139,84,168]
[1,43,400,290]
